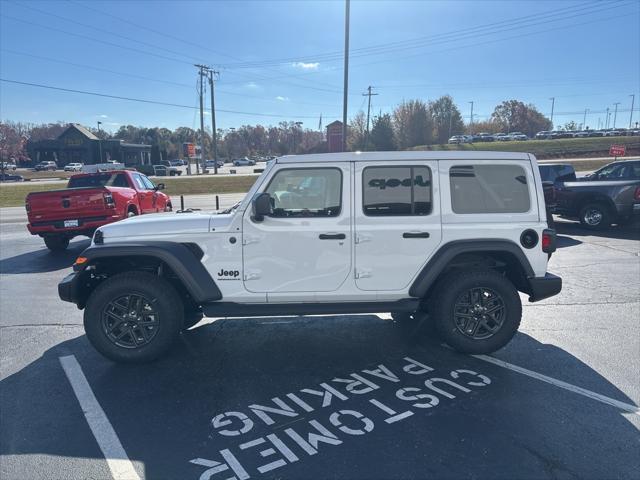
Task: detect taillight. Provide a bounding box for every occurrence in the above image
[25,200,31,213]
[103,192,115,208]
[542,229,556,254]
[634,186,640,201]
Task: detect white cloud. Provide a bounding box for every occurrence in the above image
[99,114,109,118]
[275,96,290,101]
[245,82,259,89]
[292,62,319,70]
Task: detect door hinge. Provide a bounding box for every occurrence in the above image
[355,269,372,279]
[242,236,260,246]
[355,234,372,244]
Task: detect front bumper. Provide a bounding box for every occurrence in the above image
[527,273,562,302]
[58,271,81,305]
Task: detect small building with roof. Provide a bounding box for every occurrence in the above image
[29,123,151,167]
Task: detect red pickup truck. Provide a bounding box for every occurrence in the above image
[26,170,172,251]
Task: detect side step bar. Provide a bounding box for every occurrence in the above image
[202,298,420,318]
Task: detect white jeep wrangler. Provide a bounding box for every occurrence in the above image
[59,152,561,363]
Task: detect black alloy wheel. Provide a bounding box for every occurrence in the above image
[101,293,160,348]
[453,286,505,340]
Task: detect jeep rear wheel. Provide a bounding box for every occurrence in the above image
[44,236,69,252]
[84,271,183,363]
[430,270,521,354]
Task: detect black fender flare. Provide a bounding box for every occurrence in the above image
[409,239,535,298]
[75,241,222,303]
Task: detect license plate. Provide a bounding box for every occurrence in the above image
[64,219,79,228]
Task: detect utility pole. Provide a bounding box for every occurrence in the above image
[468,101,474,130]
[629,94,635,129]
[597,118,601,130]
[613,102,620,129]
[549,97,555,129]
[342,0,350,152]
[448,107,453,139]
[605,107,610,129]
[362,86,378,150]
[195,64,208,174]
[96,121,103,163]
[208,68,219,174]
[583,109,589,130]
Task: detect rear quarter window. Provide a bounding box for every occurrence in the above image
[449,164,530,214]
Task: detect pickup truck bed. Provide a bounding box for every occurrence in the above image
[26,170,172,251]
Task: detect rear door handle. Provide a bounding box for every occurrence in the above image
[319,233,346,240]
[403,231,430,238]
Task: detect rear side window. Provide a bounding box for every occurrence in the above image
[449,164,530,214]
[363,166,432,216]
[68,173,127,188]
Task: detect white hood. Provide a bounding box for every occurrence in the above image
[99,211,214,238]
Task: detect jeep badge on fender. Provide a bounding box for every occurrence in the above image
[58,151,561,363]
[218,269,240,280]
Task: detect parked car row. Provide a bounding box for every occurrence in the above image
[448,132,529,143]
[536,128,640,139]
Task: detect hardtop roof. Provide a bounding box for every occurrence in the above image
[276,151,533,164]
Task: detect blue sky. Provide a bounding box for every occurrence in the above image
[1,0,639,133]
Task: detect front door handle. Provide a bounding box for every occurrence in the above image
[403,231,430,238]
[319,233,346,240]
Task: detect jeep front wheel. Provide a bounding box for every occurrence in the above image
[430,270,521,354]
[84,271,183,363]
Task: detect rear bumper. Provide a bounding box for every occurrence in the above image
[527,273,562,302]
[27,214,122,236]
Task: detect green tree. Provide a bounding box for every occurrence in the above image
[491,100,552,137]
[429,95,464,143]
[370,114,396,150]
[393,99,433,149]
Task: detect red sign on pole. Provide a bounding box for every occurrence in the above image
[609,144,626,157]
[183,142,196,157]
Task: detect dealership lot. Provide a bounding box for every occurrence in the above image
[1,200,639,479]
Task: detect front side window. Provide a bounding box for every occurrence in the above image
[363,166,432,216]
[132,174,147,190]
[450,164,530,214]
[265,168,342,217]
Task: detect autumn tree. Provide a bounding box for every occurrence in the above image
[347,111,367,151]
[491,100,552,137]
[370,114,396,151]
[429,95,464,143]
[393,99,433,149]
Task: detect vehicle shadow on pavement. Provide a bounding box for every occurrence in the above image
[0,239,89,274]
[554,219,640,241]
[1,315,639,479]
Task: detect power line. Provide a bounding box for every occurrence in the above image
[219,1,633,68]
[0,78,341,119]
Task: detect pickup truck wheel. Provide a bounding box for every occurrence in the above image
[44,236,69,252]
[127,208,137,218]
[430,270,521,354]
[579,202,612,230]
[84,271,184,363]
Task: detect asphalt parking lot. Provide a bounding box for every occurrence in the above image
[1,202,639,479]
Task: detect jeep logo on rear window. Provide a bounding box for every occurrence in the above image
[218,269,240,280]
[368,175,430,189]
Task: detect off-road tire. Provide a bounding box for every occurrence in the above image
[579,202,613,230]
[44,236,69,252]
[430,270,522,354]
[84,271,184,363]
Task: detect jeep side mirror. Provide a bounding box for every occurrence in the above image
[155,183,165,191]
[252,192,272,222]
